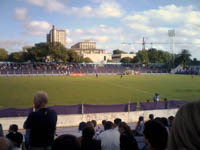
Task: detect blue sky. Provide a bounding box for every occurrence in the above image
[1,0,200,59]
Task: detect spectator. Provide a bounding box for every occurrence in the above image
[114,118,122,130]
[91,120,97,128]
[168,101,200,150]
[73,122,87,138]
[160,117,169,133]
[96,121,120,150]
[6,124,24,150]
[153,93,159,102]
[118,122,138,150]
[0,137,13,150]
[86,121,94,128]
[135,116,144,136]
[23,91,57,150]
[168,116,174,132]
[102,120,106,130]
[148,114,154,121]
[52,134,81,150]
[0,124,3,137]
[164,98,168,109]
[95,120,106,137]
[143,120,168,150]
[81,126,101,150]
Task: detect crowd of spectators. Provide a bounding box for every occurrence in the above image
[176,68,200,75]
[1,91,200,150]
[0,63,168,75]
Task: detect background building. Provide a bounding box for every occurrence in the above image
[70,40,105,55]
[81,53,112,63]
[47,25,66,47]
[70,40,108,62]
[71,40,96,49]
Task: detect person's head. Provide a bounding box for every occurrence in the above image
[0,137,13,150]
[168,116,174,126]
[102,120,107,129]
[149,114,154,120]
[118,122,131,134]
[52,134,81,150]
[168,101,200,150]
[0,124,3,137]
[82,126,95,140]
[160,117,168,127]
[143,120,168,150]
[139,116,144,122]
[33,91,48,109]
[102,120,106,126]
[104,121,114,130]
[154,117,162,123]
[78,122,87,131]
[8,124,18,133]
[86,121,94,128]
[114,118,122,127]
[91,120,97,128]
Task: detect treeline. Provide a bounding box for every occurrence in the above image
[118,48,199,68]
[0,42,199,69]
[0,42,93,63]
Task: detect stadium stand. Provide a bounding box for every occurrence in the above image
[0,63,168,76]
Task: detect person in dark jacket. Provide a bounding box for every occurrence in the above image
[81,126,101,150]
[118,122,138,150]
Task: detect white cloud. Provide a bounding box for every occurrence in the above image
[15,8,28,21]
[66,37,72,44]
[23,21,51,37]
[0,39,32,52]
[93,36,109,43]
[25,0,125,18]
[15,7,52,38]
[74,29,84,34]
[65,29,70,35]
[121,4,200,57]
[24,21,51,31]
[28,0,45,6]
[95,1,124,18]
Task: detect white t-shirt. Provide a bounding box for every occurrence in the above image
[96,129,120,150]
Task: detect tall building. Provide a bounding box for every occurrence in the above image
[70,40,109,63]
[71,40,96,49]
[47,25,66,47]
[71,40,105,55]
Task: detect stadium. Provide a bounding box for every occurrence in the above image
[1,0,200,149]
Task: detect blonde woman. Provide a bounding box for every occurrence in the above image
[168,101,200,150]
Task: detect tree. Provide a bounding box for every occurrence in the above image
[0,48,8,61]
[9,52,25,62]
[82,57,93,63]
[26,43,49,62]
[48,42,68,63]
[132,50,149,63]
[26,42,69,62]
[66,50,82,63]
[113,49,127,54]
[120,57,132,63]
[148,48,159,63]
[175,49,191,68]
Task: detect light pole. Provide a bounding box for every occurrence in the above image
[168,30,175,68]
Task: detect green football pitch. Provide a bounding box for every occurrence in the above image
[0,75,199,109]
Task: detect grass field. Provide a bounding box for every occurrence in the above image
[0,75,199,109]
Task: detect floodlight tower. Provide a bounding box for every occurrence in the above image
[168,30,175,68]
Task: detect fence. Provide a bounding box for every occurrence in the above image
[0,100,186,118]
